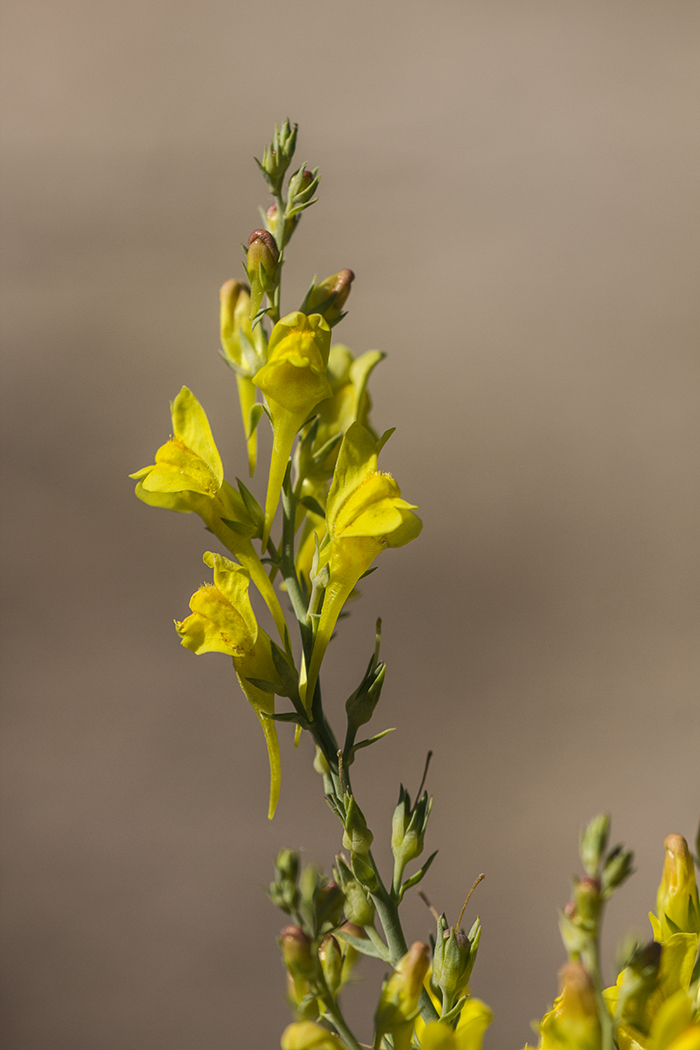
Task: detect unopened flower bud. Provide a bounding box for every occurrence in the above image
[301,269,355,328]
[655,833,700,937]
[246,229,279,319]
[345,662,385,735]
[342,794,374,856]
[269,849,301,915]
[335,856,375,927]
[256,120,298,193]
[601,845,634,898]
[288,167,317,205]
[318,935,343,997]
[280,925,315,982]
[391,786,432,873]
[315,880,344,929]
[571,876,603,931]
[281,1020,344,1050]
[432,914,480,1008]
[312,746,331,777]
[579,814,610,877]
[349,850,380,894]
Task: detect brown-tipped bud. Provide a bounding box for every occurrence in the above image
[571,876,602,931]
[280,925,315,981]
[247,228,279,271]
[300,269,355,328]
[246,229,279,318]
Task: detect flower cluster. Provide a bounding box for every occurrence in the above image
[131,121,699,1050]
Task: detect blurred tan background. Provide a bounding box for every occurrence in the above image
[2,1,700,1047]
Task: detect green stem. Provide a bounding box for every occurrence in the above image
[313,962,363,1050]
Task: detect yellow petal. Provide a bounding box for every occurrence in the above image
[170,387,223,484]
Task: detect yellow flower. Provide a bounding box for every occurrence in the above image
[617,990,700,1050]
[295,344,384,584]
[280,1021,344,1050]
[651,835,700,941]
[175,551,288,818]
[418,998,493,1050]
[534,963,603,1050]
[302,422,421,710]
[130,386,287,642]
[253,311,333,547]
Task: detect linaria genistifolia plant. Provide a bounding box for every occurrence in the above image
[131,122,700,1050]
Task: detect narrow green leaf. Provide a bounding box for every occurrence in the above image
[398,850,438,900]
[336,929,388,960]
[351,728,395,754]
[299,495,326,518]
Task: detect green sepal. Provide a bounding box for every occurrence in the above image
[244,677,277,694]
[286,197,319,220]
[221,518,251,536]
[398,850,438,902]
[270,641,299,699]
[299,495,326,518]
[358,566,378,581]
[236,478,264,532]
[663,913,683,936]
[259,708,308,726]
[690,945,700,985]
[336,928,387,960]
[247,403,265,439]
[325,795,344,821]
[312,432,342,467]
[440,996,468,1025]
[376,427,396,453]
[251,306,271,331]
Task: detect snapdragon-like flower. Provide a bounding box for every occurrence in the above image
[302,422,421,710]
[253,311,333,548]
[175,552,288,818]
[130,386,287,641]
[295,344,384,585]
